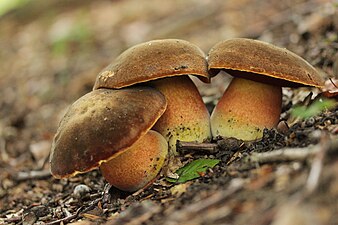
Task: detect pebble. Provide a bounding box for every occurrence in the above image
[277,121,289,134]
[73,184,91,199]
[305,117,315,127]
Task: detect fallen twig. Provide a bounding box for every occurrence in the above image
[102,183,112,206]
[238,136,338,170]
[305,133,331,194]
[177,138,244,154]
[177,141,218,154]
[45,207,82,225]
[0,137,9,162]
[45,198,101,225]
[1,216,22,224]
[163,179,243,225]
[105,200,161,225]
[247,147,317,164]
[14,170,51,181]
[38,152,50,170]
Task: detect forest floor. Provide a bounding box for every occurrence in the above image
[0,0,337,224]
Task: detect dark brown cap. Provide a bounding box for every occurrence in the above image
[93,39,209,90]
[50,86,167,178]
[208,38,324,87]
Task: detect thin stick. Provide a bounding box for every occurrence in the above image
[239,137,338,170]
[0,137,9,162]
[249,148,317,163]
[14,170,51,181]
[38,152,50,170]
[102,183,112,206]
[45,198,101,225]
[45,207,82,225]
[329,78,338,89]
[305,133,330,194]
[164,180,242,225]
[177,141,218,153]
[237,147,316,171]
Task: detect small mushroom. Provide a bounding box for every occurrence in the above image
[94,39,211,152]
[208,38,324,141]
[50,86,168,192]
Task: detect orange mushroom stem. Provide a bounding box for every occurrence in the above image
[151,76,211,152]
[211,77,282,140]
[100,130,168,192]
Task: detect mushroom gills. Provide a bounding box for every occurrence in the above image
[151,76,211,152]
[100,130,168,192]
[210,77,282,141]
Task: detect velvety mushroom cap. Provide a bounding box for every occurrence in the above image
[208,38,324,87]
[100,130,168,192]
[50,87,167,178]
[93,39,209,90]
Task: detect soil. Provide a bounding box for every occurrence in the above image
[0,0,337,224]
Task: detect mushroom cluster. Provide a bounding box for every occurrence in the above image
[50,39,212,192]
[50,38,324,192]
[208,38,324,140]
[93,39,212,152]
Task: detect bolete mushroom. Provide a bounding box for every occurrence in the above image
[50,86,168,192]
[208,38,324,141]
[93,39,211,152]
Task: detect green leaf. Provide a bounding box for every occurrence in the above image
[166,159,220,183]
[290,98,337,119]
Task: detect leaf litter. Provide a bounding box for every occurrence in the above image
[0,0,337,224]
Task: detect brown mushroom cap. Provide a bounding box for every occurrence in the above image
[50,86,167,178]
[93,39,209,90]
[208,38,324,88]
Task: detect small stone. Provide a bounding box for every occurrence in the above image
[324,119,332,126]
[277,121,289,134]
[73,184,91,199]
[305,117,315,127]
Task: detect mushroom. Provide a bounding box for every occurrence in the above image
[93,39,211,152]
[100,130,168,192]
[208,38,324,141]
[50,86,168,192]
